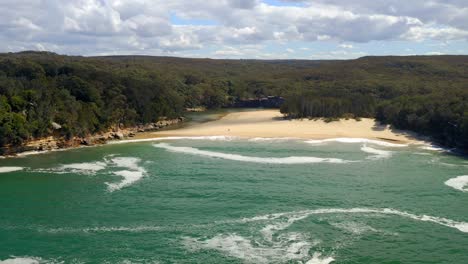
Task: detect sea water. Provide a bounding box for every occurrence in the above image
[0,138,467,263]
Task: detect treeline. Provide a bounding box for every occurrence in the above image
[0,51,467,151]
[279,56,468,150]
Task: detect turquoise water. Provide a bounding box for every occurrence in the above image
[0,138,467,263]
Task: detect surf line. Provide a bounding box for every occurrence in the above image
[153,143,356,164]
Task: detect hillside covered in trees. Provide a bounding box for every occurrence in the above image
[0,51,467,152]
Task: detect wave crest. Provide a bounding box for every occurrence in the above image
[108,136,238,145]
[305,138,407,147]
[0,167,24,173]
[445,175,468,192]
[153,143,354,164]
[360,145,393,159]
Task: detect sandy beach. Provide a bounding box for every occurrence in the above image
[148,110,420,144]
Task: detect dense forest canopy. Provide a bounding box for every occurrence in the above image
[0,51,467,151]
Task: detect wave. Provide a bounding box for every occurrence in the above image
[418,143,453,152]
[43,225,162,234]
[33,156,147,192]
[305,138,408,147]
[153,143,354,164]
[106,170,145,192]
[0,166,24,173]
[236,208,468,233]
[248,137,299,142]
[445,175,468,192]
[105,157,147,192]
[0,256,59,264]
[183,233,321,264]
[108,136,238,145]
[15,147,78,158]
[306,253,335,264]
[360,145,392,159]
[186,206,468,264]
[58,161,107,175]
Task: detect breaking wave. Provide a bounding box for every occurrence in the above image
[105,157,147,192]
[235,208,468,233]
[305,138,407,147]
[153,143,354,164]
[43,225,162,234]
[33,156,147,192]
[0,167,24,173]
[248,137,299,142]
[360,145,393,160]
[445,175,468,192]
[108,136,238,145]
[58,162,107,175]
[184,206,467,264]
[0,256,60,264]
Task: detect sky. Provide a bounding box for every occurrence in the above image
[1,0,467,59]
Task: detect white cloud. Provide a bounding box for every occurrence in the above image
[0,0,466,57]
[426,51,445,55]
[339,44,353,49]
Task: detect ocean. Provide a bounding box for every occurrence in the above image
[0,137,467,263]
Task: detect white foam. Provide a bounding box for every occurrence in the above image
[58,162,107,175]
[15,147,76,157]
[183,234,315,264]
[108,136,238,145]
[248,137,299,142]
[33,156,146,192]
[360,145,392,160]
[237,208,468,234]
[153,143,353,164]
[419,145,451,152]
[105,157,147,192]
[0,257,44,264]
[305,138,407,147]
[0,167,24,173]
[187,207,468,263]
[184,208,327,263]
[106,170,145,192]
[305,253,335,264]
[445,175,468,192]
[44,225,162,234]
[110,157,142,171]
[330,221,379,235]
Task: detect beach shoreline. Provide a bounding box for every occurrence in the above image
[2,109,433,158]
[142,109,423,144]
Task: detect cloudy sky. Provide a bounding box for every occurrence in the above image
[1,0,467,59]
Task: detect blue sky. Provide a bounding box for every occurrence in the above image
[0,0,467,59]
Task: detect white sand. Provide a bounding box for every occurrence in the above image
[149,110,419,144]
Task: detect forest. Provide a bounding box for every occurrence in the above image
[0,51,467,152]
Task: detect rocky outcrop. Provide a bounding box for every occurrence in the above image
[1,117,185,156]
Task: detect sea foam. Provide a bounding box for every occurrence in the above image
[445,175,468,192]
[183,233,318,264]
[0,256,54,264]
[305,253,335,264]
[305,138,407,147]
[43,225,162,234]
[0,167,24,173]
[105,157,147,192]
[35,156,147,192]
[236,207,468,234]
[360,145,392,159]
[108,136,238,145]
[58,162,107,175]
[153,143,353,164]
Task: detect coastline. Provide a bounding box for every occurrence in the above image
[145,109,423,144]
[1,109,436,158]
